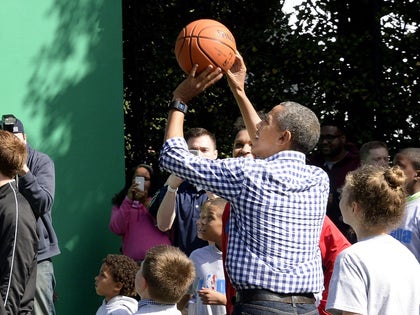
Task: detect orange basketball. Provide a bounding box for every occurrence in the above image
[174,19,237,74]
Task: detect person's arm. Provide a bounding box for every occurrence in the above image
[109,199,134,235]
[156,174,184,231]
[198,288,227,305]
[226,51,262,138]
[18,152,55,217]
[164,64,223,142]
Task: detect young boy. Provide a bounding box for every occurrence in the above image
[0,130,37,314]
[95,254,139,315]
[134,245,195,315]
[186,198,228,315]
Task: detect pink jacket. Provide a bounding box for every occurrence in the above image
[110,197,171,261]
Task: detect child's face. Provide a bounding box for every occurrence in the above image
[94,263,121,301]
[196,207,207,239]
[135,263,147,298]
[198,205,222,242]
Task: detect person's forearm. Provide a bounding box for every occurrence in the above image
[232,89,260,138]
[18,167,55,217]
[156,187,177,231]
[164,109,185,141]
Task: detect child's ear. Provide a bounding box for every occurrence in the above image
[114,282,123,293]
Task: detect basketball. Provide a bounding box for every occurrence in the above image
[174,19,237,74]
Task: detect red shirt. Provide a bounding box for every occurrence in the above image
[318,216,351,315]
[222,203,235,315]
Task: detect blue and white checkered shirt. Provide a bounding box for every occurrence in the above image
[160,137,329,294]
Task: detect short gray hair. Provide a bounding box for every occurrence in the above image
[274,101,320,154]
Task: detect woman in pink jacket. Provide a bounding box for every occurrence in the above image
[110,164,171,263]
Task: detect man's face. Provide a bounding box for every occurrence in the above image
[318,125,345,158]
[252,105,287,159]
[187,135,218,159]
[232,129,253,158]
[393,153,418,195]
[364,147,389,167]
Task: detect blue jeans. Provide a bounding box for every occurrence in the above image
[33,260,56,315]
[232,300,319,315]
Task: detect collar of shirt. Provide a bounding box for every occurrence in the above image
[138,299,172,308]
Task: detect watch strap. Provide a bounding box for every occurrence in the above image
[169,100,188,114]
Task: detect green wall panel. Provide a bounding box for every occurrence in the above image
[0,1,125,313]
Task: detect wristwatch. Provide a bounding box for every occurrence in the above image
[169,100,188,114]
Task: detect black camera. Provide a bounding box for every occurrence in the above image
[0,114,18,133]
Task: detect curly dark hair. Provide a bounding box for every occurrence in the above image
[103,254,139,297]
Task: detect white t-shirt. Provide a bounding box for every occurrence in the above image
[96,296,138,315]
[188,244,226,315]
[326,234,420,315]
[390,192,420,262]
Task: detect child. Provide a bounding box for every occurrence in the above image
[326,165,420,314]
[391,147,420,262]
[95,254,139,315]
[0,130,37,314]
[187,198,227,315]
[134,245,195,314]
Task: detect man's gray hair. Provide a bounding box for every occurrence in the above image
[274,101,320,154]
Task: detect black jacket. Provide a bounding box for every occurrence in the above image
[0,181,38,314]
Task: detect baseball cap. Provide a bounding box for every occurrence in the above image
[1,114,25,133]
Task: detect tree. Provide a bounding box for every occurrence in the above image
[122,0,419,182]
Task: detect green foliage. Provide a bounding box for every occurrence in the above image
[122,0,419,182]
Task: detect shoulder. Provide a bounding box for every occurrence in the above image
[27,145,54,167]
[189,246,208,257]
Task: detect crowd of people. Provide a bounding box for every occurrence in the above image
[1,50,419,315]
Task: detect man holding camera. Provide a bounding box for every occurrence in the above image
[1,114,60,315]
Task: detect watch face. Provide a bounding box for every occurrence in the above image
[170,101,187,113]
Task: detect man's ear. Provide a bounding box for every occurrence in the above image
[278,130,292,146]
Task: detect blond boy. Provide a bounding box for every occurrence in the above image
[135,245,195,315]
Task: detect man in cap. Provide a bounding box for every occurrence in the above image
[1,114,60,315]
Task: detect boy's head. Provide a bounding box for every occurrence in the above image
[197,198,227,243]
[0,130,27,178]
[393,147,420,195]
[135,245,195,304]
[95,254,139,301]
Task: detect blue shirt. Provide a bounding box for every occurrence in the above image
[160,137,329,294]
[149,181,208,256]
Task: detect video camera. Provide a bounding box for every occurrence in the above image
[0,114,18,133]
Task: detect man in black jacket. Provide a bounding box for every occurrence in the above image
[1,115,60,315]
[0,130,38,314]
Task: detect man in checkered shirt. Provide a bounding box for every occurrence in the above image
[161,54,329,315]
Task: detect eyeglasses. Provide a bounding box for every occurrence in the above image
[319,134,343,142]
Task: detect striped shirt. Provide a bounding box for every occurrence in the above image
[160,137,329,294]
